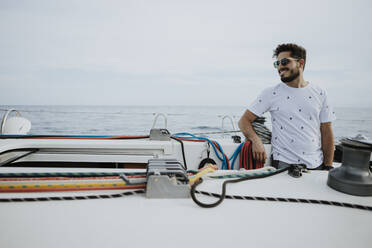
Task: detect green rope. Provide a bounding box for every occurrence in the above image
[207,170,277,179]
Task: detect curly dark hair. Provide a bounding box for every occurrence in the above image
[273,43,306,69]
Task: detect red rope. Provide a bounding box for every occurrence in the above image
[0,184,146,193]
[0,175,145,181]
[239,140,264,170]
[212,141,230,170]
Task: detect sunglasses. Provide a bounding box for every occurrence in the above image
[273,58,299,68]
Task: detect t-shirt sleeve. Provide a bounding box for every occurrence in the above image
[248,88,272,117]
[319,90,337,123]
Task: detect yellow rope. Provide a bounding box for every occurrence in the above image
[0,181,132,190]
[2,163,218,189]
[188,164,217,185]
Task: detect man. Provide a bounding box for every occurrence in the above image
[238,43,336,170]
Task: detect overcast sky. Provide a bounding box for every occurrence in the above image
[0,0,371,107]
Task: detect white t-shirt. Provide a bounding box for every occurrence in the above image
[248,82,336,168]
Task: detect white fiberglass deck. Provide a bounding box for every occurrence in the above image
[0,167,371,248]
[0,137,269,170]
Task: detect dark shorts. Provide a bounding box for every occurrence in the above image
[271,158,329,170]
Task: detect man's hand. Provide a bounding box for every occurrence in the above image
[252,137,267,163]
[238,110,267,164]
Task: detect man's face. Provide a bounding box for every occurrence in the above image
[276,51,300,83]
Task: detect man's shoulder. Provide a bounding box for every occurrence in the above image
[306,83,331,101]
[308,82,326,94]
[259,83,282,95]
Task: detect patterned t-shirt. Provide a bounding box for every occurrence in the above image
[248,82,336,168]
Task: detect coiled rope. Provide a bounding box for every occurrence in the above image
[239,140,264,170]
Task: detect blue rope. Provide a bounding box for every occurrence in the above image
[229,143,244,170]
[173,132,230,169]
[173,133,226,168]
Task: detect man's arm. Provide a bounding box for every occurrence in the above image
[320,122,335,167]
[238,110,267,163]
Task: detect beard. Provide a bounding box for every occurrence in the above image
[280,68,300,83]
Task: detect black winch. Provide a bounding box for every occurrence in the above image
[327,139,372,196]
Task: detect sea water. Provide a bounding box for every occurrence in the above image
[1,105,371,142]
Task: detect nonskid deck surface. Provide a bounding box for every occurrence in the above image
[0,167,371,248]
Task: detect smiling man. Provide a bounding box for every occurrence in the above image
[239,43,336,170]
